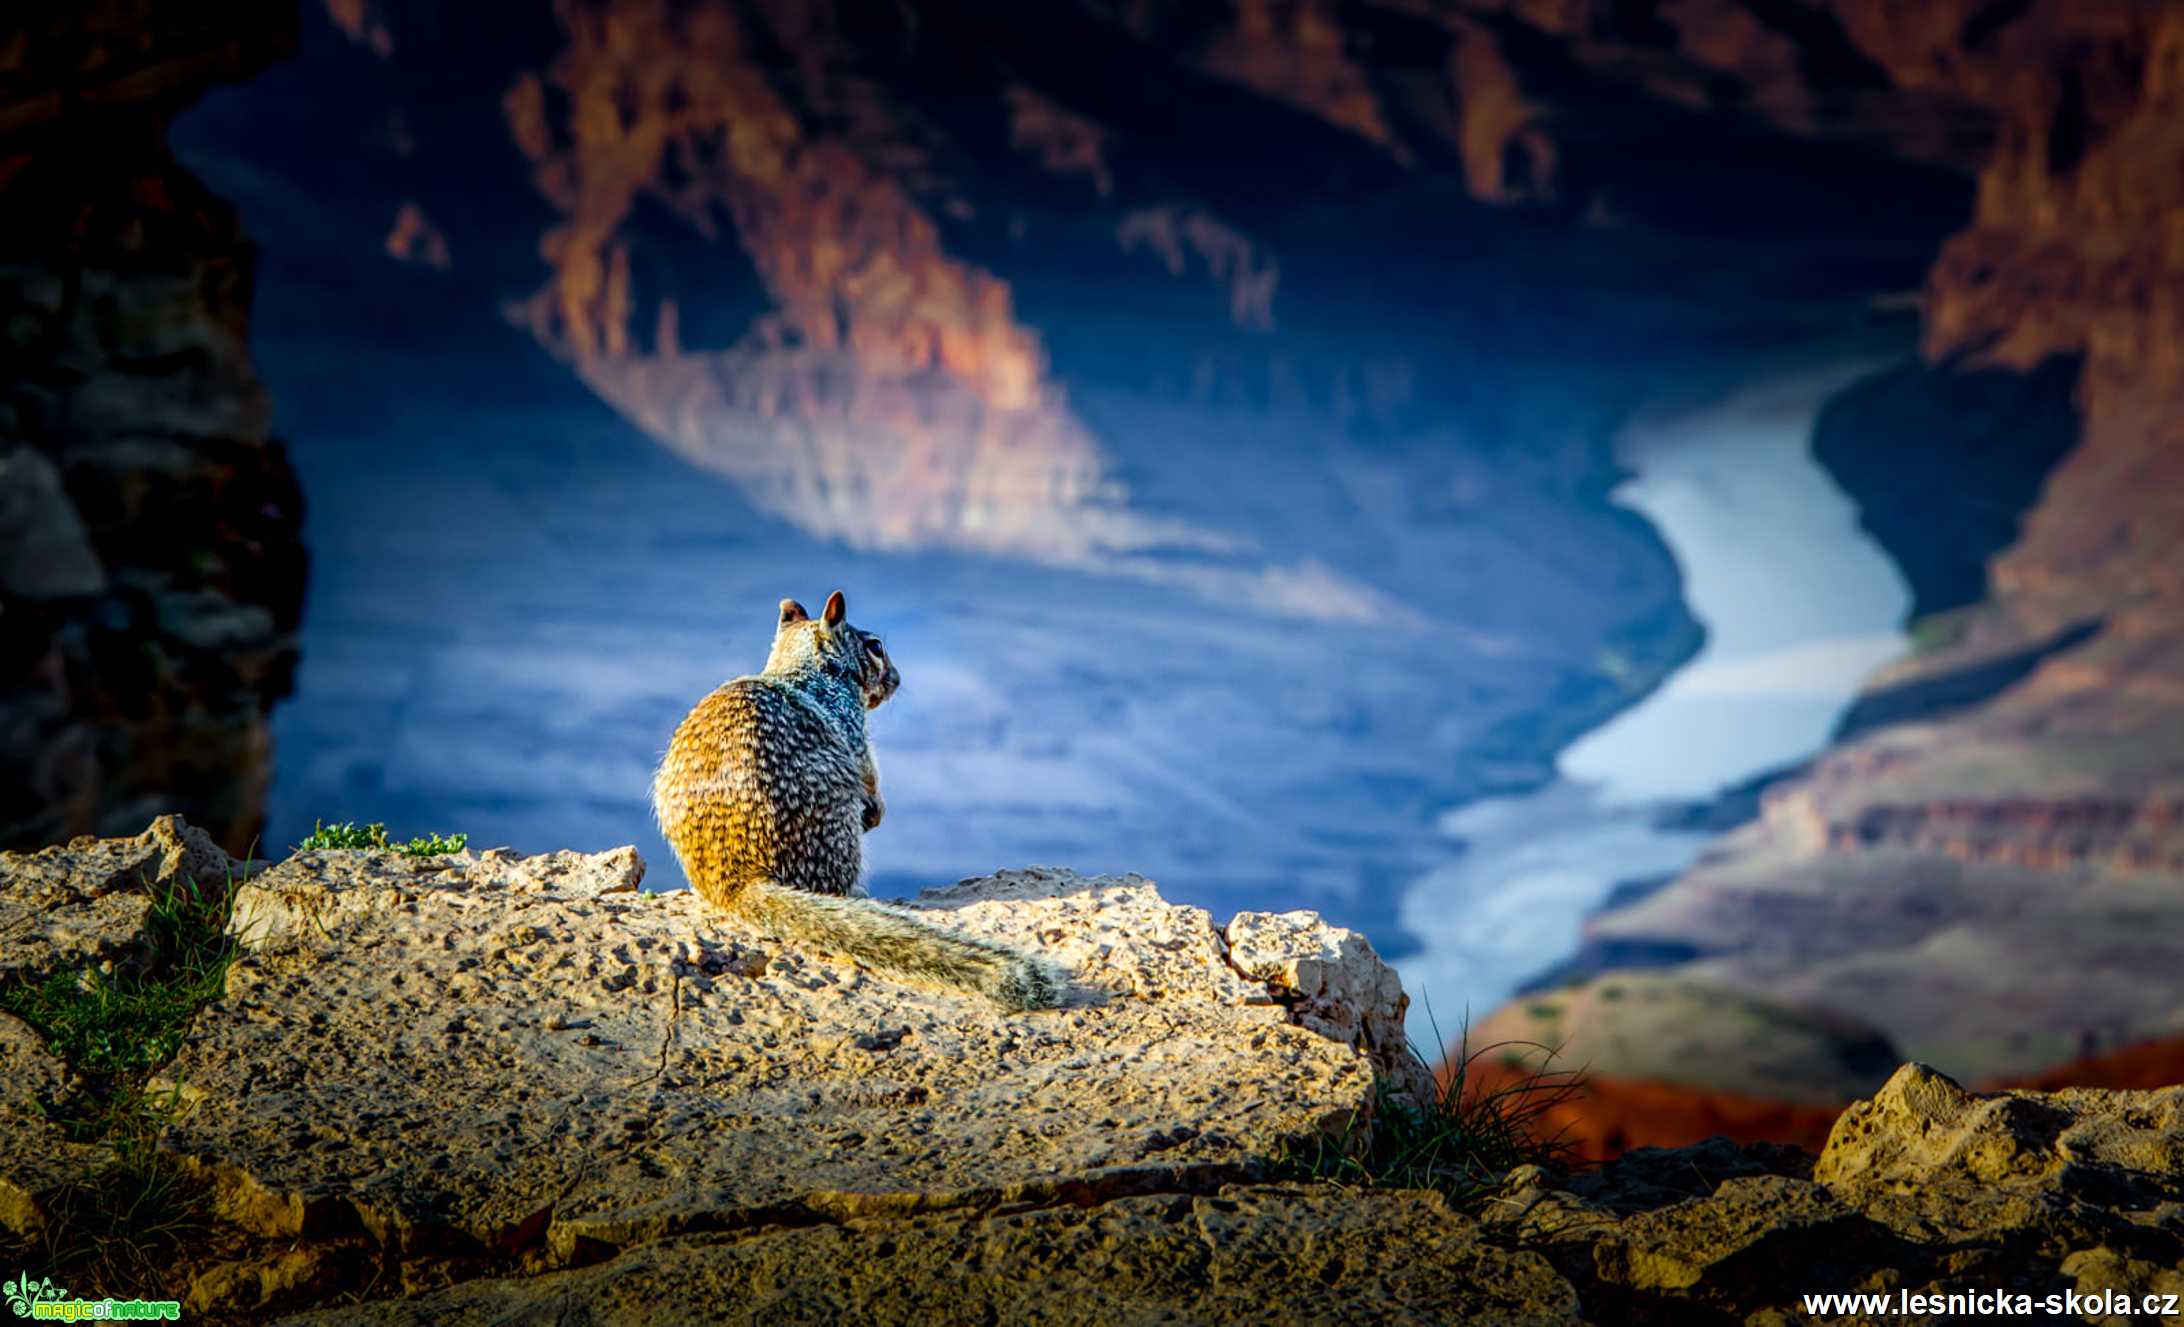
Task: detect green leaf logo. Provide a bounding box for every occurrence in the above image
[4,1274,66,1317]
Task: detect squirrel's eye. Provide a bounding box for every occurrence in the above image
[867,639,887,661]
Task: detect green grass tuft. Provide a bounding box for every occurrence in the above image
[0,869,241,1286]
[1,870,239,1082]
[1,968,220,1080]
[1281,1011,1583,1207]
[297,819,467,857]
[10,1084,215,1294]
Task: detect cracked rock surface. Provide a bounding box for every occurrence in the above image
[164,854,1385,1263]
[297,1184,1582,1326]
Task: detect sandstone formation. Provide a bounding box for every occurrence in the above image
[0,1,307,855]
[466,0,1765,643]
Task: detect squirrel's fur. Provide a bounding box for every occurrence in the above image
[652,590,1063,1010]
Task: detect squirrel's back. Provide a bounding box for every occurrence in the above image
[652,590,1063,1011]
[653,675,866,904]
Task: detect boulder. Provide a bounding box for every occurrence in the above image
[1817,1061,2184,1210]
[159,858,1381,1262]
[1224,908,1430,1106]
[0,814,237,981]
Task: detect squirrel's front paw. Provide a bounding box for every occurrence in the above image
[862,794,886,831]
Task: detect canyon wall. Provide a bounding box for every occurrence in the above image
[8,0,2170,1134]
[1462,0,2184,1143]
[0,2,306,855]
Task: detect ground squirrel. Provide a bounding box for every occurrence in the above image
[652,590,1064,1010]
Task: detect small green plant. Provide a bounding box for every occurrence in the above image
[13,1084,213,1293]
[1281,1011,1583,1207]
[295,819,385,850]
[0,872,239,1081]
[297,819,468,857]
[399,830,469,857]
[0,868,240,1290]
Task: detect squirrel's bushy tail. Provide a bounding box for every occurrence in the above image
[740,882,1066,1012]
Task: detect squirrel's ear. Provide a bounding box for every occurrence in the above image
[778,598,809,625]
[822,590,847,626]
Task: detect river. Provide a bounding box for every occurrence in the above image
[1395,355,1914,1037]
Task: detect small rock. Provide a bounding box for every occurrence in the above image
[1224,909,1428,1105]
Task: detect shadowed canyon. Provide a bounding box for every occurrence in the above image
[5,0,2183,1252]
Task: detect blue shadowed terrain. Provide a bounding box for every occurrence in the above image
[168,3,1960,1003]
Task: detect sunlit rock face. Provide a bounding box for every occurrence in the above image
[500,1,1127,563]
[461,0,1999,595]
[0,2,305,854]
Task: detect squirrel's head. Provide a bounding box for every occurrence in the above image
[768,590,901,709]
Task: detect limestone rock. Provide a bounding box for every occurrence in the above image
[164,857,1377,1261]
[1224,908,1430,1106]
[0,814,237,981]
[283,1186,1583,1327]
[1592,1174,1868,1301]
[21,825,2184,1323]
[1816,1061,2184,1209]
[0,815,235,1235]
[0,1018,105,1239]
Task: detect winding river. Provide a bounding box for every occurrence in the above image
[1395,355,1914,1035]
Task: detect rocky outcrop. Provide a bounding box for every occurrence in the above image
[1486,1064,2184,1321]
[175,856,1396,1261]
[1,823,1422,1317]
[0,1,306,855]
[9,825,2184,1321]
[0,813,236,983]
[332,1067,2184,1322]
[308,1185,1585,1326]
[502,0,1135,565]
